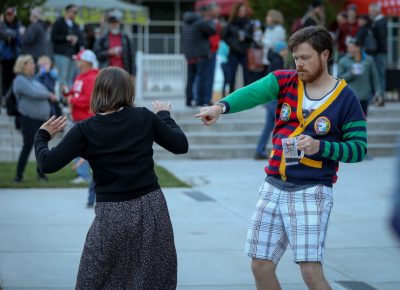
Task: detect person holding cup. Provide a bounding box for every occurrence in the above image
[196,26,367,290]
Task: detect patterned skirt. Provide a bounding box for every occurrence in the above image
[75,189,177,289]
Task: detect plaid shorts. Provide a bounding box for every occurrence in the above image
[244,181,333,264]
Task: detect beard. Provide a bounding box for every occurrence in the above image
[297,57,324,83]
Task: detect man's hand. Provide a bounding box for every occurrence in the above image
[40,116,67,140]
[67,34,78,46]
[152,100,171,113]
[297,134,320,156]
[195,105,222,126]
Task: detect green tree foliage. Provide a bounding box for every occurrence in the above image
[1,0,46,25]
[248,0,347,34]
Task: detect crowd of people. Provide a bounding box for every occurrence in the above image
[0,4,136,206]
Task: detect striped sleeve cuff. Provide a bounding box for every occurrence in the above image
[318,120,367,163]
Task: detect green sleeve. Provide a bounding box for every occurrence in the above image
[222,73,279,113]
[318,120,367,163]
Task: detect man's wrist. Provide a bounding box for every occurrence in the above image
[214,102,226,114]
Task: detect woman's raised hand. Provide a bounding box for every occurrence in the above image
[40,116,68,139]
[152,101,171,113]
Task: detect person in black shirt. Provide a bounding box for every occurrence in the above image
[51,4,84,88]
[369,3,387,106]
[34,67,188,289]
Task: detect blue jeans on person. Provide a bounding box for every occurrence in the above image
[87,180,96,206]
[54,54,76,88]
[75,159,91,181]
[373,53,387,93]
[204,52,217,105]
[186,58,208,106]
[255,101,278,157]
[221,62,230,98]
[227,51,249,93]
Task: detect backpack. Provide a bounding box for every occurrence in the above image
[364,29,377,54]
[5,82,19,116]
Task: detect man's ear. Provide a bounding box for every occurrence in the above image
[322,49,330,61]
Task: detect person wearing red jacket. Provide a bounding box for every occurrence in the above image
[66,49,99,121]
[65,49,99,207]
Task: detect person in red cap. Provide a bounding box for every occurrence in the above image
[64,49,99,204]
[65,49,98,122]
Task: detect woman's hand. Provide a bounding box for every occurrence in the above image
[152,100,171,114]
[40,116,67,139]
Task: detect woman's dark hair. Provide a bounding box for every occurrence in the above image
[288,26,333,60]
[228,3,247,23]
[358,14,371,24]
[90,67,135,114]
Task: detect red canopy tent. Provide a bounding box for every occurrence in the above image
[347,0,400,16]
[194,0,248,16]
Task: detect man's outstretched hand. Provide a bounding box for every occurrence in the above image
[195,105,223,126]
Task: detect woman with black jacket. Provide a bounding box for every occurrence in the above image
[222,3,253,93]
[34,67,188,289]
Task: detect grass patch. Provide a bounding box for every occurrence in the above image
[0,162,189,188]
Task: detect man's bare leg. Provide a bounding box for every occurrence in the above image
[299,262,332,290]
[251,258,281,290]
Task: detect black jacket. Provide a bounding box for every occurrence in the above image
[51,17,84,57]
[0,19,21,60]
[355,24,376,54]
[222,17,252,55]
[371,16,387,54]
[181,12,215,60]
[93,31,135,76]
[267,50,284,73]
[21,20,46,60]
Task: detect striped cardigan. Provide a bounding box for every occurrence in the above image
[221,70,367,187]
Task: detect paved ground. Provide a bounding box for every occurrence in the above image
[0,157,399,290]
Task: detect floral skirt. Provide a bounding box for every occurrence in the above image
[75,189,177,289]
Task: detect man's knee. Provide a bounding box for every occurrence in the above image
[299,262,324,286]
[251,258,276,278]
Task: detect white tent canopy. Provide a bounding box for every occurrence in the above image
[45,0,147,13]
[44,0,149,25]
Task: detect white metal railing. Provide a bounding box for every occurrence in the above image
[135,52,187,100]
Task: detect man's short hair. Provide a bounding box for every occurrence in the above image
[369,3,381,13]
[288,26,333,60]
[65,4,76,11]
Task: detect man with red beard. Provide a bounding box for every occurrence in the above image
[196,26,367,290]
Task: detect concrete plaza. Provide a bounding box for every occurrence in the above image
[0,157,399,289]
